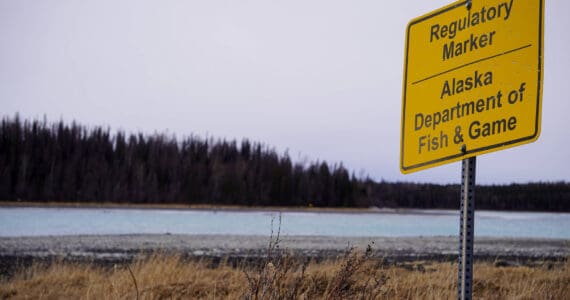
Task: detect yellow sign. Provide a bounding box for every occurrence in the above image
[401,0,544,174]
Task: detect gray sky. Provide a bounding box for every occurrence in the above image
[1,0,569,184]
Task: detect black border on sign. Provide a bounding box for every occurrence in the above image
[400,0,543,173]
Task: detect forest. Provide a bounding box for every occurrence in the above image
[1,115,569,211]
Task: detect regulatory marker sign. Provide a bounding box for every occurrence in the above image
[400,0,544,173]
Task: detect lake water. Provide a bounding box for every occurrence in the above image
[1,207,569,239]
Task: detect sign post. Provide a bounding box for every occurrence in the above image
[458,156,476,299]
[400,1,544,299]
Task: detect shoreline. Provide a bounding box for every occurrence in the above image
[0,201,405,214]
[2,234,568,260]
[2,234,568,278]
[0,201,462,216]
[3,201,568,215]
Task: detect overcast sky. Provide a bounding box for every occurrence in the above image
[1,0,568,184]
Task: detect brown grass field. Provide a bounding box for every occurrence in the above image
[1,250,568,300]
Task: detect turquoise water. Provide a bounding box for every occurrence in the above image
[0,207,569,238]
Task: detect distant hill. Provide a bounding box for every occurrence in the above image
[1,115,569,212]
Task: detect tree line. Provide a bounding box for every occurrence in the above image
[1,115,569,211]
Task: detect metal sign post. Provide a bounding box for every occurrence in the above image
[458,156,476,300]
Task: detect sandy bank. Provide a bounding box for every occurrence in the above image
[1,234,568,262]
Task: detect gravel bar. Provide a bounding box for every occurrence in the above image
[1,234,569,262]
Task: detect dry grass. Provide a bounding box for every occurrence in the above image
[1,253,568,300]
[1,219,568,299]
